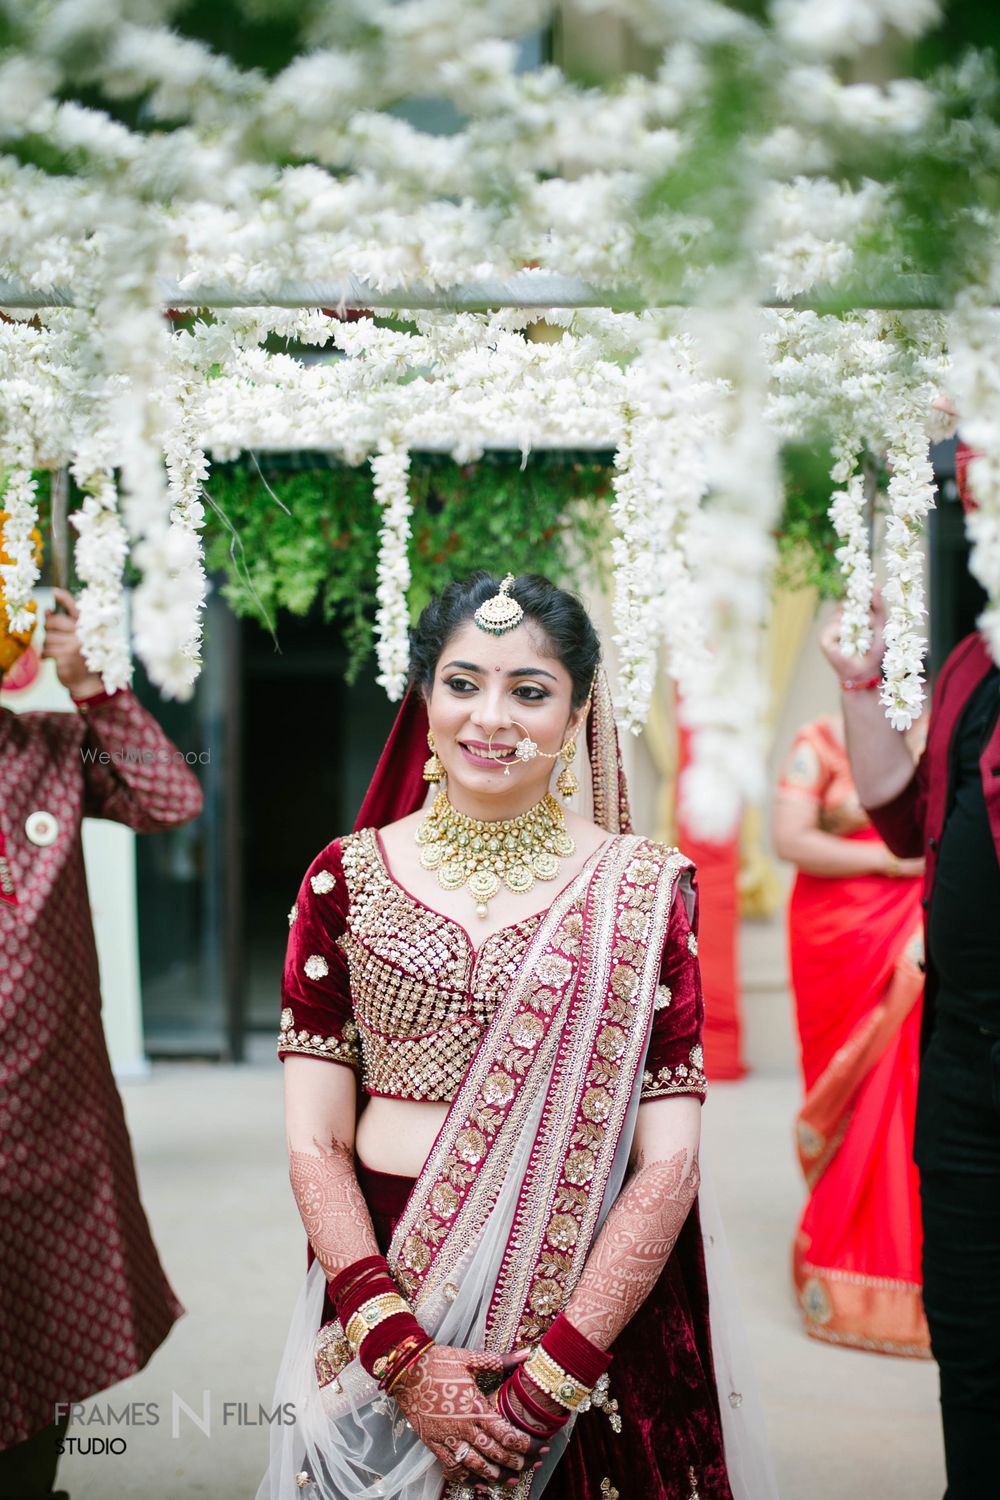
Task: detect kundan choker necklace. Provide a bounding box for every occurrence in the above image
[415,791,576,917]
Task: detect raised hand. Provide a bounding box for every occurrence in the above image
[818,593,886,685]
[391,1344,533,1488]
[41,588,105,698]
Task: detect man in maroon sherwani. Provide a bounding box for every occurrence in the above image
[823,598,1000,1500]
[0,591,203,1499]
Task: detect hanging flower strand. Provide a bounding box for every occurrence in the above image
[0,440,41,635]
[827,445,874,659]
[948,305,1000,667]
[879,412,935,730]
[371,439,413,701]
[69,459,132,692]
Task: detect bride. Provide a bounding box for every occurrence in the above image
[261,571,763,1500]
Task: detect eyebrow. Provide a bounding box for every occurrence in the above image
[442,660,558,682]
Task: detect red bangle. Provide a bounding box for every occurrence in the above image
[357,1312,425,1378]
[498,1381,566,1438]
[383,1335,434,1392]
[540,1314,611,1388]
[328,1255,387,1310]
[510,1372,571,1430]
[839,674,881,693]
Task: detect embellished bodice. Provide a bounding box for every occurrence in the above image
[340,829,543,1102]
[278,829,707,1107]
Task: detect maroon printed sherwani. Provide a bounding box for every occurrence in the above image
[0,688,203,1450]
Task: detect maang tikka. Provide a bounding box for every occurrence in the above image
[474,574,524,635]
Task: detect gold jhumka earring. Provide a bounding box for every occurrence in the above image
[555,737,579,799]
[423,730,445,783]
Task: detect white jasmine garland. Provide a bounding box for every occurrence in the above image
[677,308,782,841]
[0,442,41,634]
[161,343,211,695]
[371,440,413,701]
[827,447,874,658]
[879,413,935,729]
[611,341,712,732]
[69,464,132,692]
[947,306,1000,665]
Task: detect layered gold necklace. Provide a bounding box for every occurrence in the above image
[415,791,576,917]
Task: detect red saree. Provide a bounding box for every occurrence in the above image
[780,717,930,1356]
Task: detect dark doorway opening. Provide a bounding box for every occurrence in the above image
[241,610,396,1040]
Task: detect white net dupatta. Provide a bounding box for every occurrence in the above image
[255,1059,645,1500]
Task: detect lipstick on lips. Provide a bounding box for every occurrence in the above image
[459,738,516,767]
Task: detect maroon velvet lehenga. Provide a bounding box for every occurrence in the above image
[355,1163,729,1500]
[272,684,735,1500]
[0,690,202,1450]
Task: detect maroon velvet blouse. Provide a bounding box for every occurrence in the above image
[278,829,707,1105]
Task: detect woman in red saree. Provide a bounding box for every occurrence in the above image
[261,573,774,1500]
[775,712,931,1357]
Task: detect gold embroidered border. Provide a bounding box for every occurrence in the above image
[386,845,610,1304]
[493,841,688,1346]
[277,1007,360,1067]
[640,1044,707,1100]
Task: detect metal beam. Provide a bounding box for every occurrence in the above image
[0,270,950,313]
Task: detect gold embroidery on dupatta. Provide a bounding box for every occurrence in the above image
[385,848,607,1303]
[391,893,587,1299]
[495,840,688,1347]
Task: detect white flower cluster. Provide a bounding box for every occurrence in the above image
[0,444,40,633]
[0,0,988,837]
[611,336,714,732]
[828,453,874,659]
[69,461,132,692]
[948,306,1000,665]
[371,440,413,702]
[880,414,935,729]
[677,308,782,840]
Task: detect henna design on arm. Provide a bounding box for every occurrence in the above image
[287,1134,380,1278]
[564,1147,700,1350]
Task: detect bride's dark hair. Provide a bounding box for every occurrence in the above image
[409,572,601,709]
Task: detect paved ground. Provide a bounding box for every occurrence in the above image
[57,1059,946,1500]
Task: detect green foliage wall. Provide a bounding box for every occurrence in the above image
[201,446,846,680]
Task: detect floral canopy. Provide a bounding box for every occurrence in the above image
[1,0,999,834]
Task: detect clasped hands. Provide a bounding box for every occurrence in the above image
[390,1343,550,1491]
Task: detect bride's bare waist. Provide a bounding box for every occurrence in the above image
[355,1095,450,1177]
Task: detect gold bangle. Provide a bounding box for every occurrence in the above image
[345,1293,410,1357]
[522,1347,592,1411]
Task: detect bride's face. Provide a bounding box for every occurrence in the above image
[426,618,583,814]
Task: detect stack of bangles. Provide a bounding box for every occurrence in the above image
[499,1314,612,1441]
[328,1255,433,1394]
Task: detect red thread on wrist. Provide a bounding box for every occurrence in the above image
[72,686,119,709]
[540,1313,612,1386]
[839,674,881,694]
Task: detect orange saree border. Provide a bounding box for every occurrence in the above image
[793,1241,932,1358]
[794,928,924,1188]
